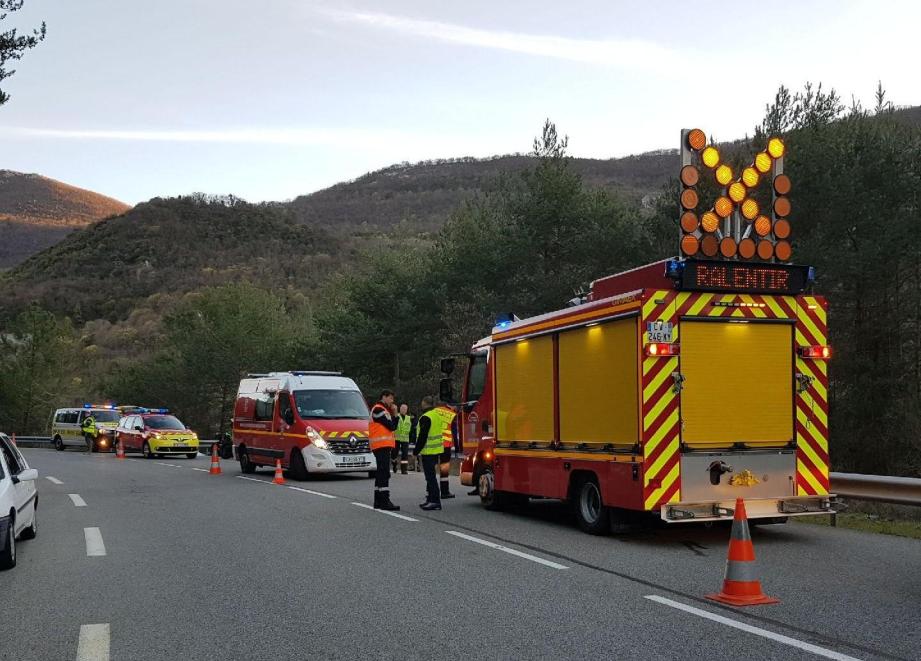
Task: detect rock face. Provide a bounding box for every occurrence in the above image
[0,170,130,268]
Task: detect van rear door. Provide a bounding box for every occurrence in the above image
[679,320,793,449]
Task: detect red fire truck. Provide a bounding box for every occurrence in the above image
[449,130,835,533]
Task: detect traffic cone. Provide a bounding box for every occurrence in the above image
[209,443,222,475]
[706,498,780,606]
[272,459,285,485]
[116,440,125,460]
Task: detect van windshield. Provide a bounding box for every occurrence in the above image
[92,410,121,423]
[293,390,369,420]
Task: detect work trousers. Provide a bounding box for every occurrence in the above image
[393,442,409,467]
[421,454,441,504]
[373,447,392,489]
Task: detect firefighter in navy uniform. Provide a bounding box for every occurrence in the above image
[413,396,448,510]
[392,403,413,475]
[369,390,400,510]
[81,414,96,454]
[435,403,457,499]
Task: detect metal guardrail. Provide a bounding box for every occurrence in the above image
[830,472,921,506]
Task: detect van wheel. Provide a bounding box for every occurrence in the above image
[54,436,64,451]
[0,517,15,570]
[142,442,153,459]
[238,448,256,474]
[289,449,309,481]
[573,477,609,535]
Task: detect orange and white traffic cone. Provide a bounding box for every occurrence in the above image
[209,443,222,475]
[272,459,285,485]
[706,498,779,606]
[116,439,126,460]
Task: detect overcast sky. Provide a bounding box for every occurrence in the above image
[0,0,918,204]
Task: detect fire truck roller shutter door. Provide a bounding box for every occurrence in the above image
[495,335,554,443]
[558,317,639,446]
[680,321,793,448]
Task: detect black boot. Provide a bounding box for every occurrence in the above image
[400,462,408,475]
[379,490,400,511]
[373,490,383,509]
[440,480,456,499]
[420,500,441,511]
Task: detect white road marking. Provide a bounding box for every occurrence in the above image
[45,476,63,484]
[68,494,87,507]
[237,476,270,484]
[644,596,862,661]
[445,531,569,570]
[288,486,337,499]
[83,527,106,557]
[191,468,209,472]
[76,623,110,661]
[154,462,183,468]
[352,502,418,521]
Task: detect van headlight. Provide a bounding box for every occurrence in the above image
[306,427,328,450]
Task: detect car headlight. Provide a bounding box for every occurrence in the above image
[151,432,162,439]
[306,427,327,450]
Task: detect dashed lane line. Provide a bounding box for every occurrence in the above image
[76,623,110,661]
[68,494,87,507]
[45,476,63,484]
[351,502,418,522]
[191,468,209,472]
[237,476,270,484]
[645,596,862,661]
[445,530,569,569]
[288,486,337,499]
[84,527,106,557]
[154,462,183,468]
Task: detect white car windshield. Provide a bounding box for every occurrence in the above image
[92,410,121,423]
[293,390,369,420]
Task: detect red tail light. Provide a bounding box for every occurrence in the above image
[645,343,680,357]
[798,345,832,359]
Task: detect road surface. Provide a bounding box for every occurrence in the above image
[2,448,919,660]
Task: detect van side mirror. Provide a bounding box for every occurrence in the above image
[440,357,455,375]
[439,378,455,404]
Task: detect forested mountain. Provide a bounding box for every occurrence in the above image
[0,170,130,268]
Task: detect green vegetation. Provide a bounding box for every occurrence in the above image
[0,0,46,106]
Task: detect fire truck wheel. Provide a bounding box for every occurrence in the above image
[573,477,610,535]
[238,448,256,474]
[289,449,309,480]
[142,442,154,459]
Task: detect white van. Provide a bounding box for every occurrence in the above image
[50,406,121,452]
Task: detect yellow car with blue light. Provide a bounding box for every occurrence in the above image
[115,409,200,459]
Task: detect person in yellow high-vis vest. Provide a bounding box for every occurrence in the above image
[392,403,413,475]
[413,396,449,510]
[433,404,457,499]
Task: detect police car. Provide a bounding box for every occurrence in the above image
[0,432,38,570]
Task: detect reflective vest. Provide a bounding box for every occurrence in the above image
[419,409,447,455]
[82,416,96,436]
[433,406,456,448]
[395,414,413,443]
[368,403,396,450]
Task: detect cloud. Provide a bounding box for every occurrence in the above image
[323,9,687,74]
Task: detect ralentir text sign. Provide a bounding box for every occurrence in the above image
[678,261,809,295]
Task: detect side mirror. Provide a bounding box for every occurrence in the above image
[134,426,144,432]
[13,468,38,484]
[282,409,295,426]
[439,378,455,404]
[440,357,455,375]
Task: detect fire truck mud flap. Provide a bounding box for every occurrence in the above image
[661,495,836,523]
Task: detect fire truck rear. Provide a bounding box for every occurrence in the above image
[449,128,835,532]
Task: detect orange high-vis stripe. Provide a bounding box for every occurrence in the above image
[369,403,396,450]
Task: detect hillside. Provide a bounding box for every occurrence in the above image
[0,195,340,322]
[287,151,674,233]
[0,170,131,268]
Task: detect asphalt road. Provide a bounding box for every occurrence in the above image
[2,448,919,661]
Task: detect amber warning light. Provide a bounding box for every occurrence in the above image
[798,345,832,360]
